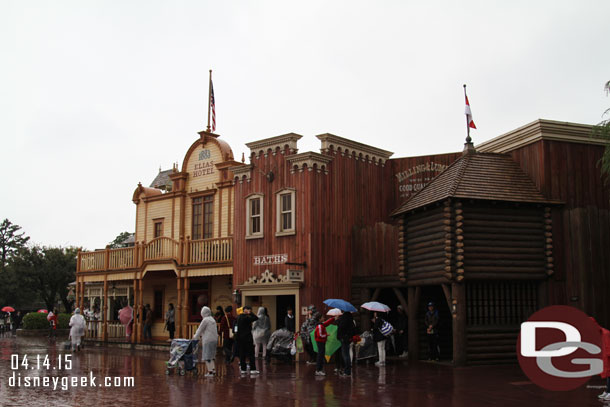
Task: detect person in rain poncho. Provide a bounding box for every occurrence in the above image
[69,308,86,351]
[300,305,318,364]
[192,306,219,377]
[252,307,271,359]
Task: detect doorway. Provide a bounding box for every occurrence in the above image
[276,295,295,330]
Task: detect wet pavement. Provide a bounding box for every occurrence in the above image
[0,335,607,406]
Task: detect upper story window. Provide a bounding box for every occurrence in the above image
[192,195,214,240]
[246,194,264,239]
[153,219,164,238]
[276,189,296,236]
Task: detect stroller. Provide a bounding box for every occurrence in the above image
[165,339,199,376]
[266,329,295,363]
[354,331,377,364]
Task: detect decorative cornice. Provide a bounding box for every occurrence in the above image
[243,269,290,285]
[476,119,603,153]
[230,164,253,183]
[317,133,394,166]
[286,152,333,174]
[246,133,303,158]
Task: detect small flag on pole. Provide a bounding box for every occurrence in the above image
[210,79,216,132]
[464,86,476,130]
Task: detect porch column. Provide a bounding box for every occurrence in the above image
[102,277,108,341]
[408,286,420,362]
[137,278,144,343]
[177,276,182,338]
[452,282,466,366]
[132,278,138,343]
[183,277,189,336]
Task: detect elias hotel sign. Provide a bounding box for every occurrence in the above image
[192,149,215,178]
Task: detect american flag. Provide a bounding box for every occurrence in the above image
[210,79,216,132]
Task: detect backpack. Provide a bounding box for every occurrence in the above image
[380,320,394,336]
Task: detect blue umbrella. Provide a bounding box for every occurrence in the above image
[323,299,357,313]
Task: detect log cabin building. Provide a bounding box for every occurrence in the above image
[75,130,240,342]
[392,119,610,365]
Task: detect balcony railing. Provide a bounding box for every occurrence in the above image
[78,237,233,273]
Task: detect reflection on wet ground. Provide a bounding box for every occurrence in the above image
[0,336,606,406]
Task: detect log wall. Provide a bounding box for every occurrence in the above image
[462,203,547,281]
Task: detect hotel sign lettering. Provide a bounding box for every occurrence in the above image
[253,254,288,266]
[395,161,448,199]
[193,149,215,178]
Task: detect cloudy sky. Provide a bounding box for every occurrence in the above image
[1,1,609,250]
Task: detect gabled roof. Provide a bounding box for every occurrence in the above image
[391,152,559,216]
[150,169,173,190]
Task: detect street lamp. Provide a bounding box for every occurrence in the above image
[232,289,241,306]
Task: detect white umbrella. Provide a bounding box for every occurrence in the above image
[361,301,391,312]
[326,308,343,316]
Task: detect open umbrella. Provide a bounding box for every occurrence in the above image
[37,309,49,314]
[323,299,357,313]
[311,324,342,362]
[1,306,15,313]
[326,308,343,316]
[118,306,133,325]
[361,301,391,313]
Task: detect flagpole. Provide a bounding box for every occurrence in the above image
[463,84,471,144]
[206,70,212,132]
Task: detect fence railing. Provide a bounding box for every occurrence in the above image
[188,237,232,264]
[144,237,179,261]
[78,237,233,273]
[84,320,126,339]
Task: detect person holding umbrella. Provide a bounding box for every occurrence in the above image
[118,305,133,339]
[362,302,392,367]
[314,312,338,376]
[324,299,358,377]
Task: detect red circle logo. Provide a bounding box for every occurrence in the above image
[517,305,603,391]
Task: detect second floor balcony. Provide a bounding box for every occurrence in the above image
[77,236,233,273]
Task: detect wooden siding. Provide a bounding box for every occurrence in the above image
[508,140,610,328]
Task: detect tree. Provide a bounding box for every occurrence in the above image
[0,219,30,271]
[594,80,610,184]
[10,246,77,311]
[109,231,134,248]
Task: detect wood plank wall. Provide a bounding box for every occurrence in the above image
[509,140,610,327]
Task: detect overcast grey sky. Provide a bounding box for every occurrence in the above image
[1,1,609,250]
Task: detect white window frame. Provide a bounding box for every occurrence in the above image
[276,188,296,236]
[246,194,264,239]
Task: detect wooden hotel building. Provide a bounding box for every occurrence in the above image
[75,130,240,342]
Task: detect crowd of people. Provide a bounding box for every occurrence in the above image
[187,301,423,378]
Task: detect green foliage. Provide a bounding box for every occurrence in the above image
[10,246,78,311]
[0,219,30,271]
[58,313,71,329]
[109,232,133,249]
[22,312,50,330]
[594,80,610,184]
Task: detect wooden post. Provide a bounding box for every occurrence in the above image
[408,286,420,362]
[177,275,182,338]
[452,282,466,366]
[132,278,138,343]
[103,277,108,341]
[183,277,189,333]
[75,277,80,312]
[104,246,110,271]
